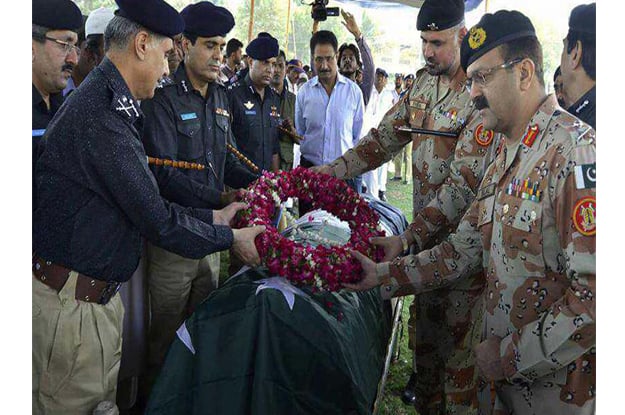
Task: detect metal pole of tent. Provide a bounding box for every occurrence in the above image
[248,0,256,43]
[285,0,292,57]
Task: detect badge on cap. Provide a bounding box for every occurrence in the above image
[427,22,439,31]
[574,163,596,189]
[468,27,487,50]
[572,196,596,236]
[474,123,494,146]
[522,124,539,147]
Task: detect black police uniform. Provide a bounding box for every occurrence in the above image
[227,74,281,172]
[32,85,65,210]
[141,63,257,209]
[568,86,596,130]
[33,57,233,283]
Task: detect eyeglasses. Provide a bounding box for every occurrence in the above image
[313,54,336,64]
[33,33,80,56]
[465,58,523,90]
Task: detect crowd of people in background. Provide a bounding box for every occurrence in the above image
[32,0,596,414]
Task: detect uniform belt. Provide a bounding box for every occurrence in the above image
[32,256,122,305]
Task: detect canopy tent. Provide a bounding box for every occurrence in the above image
[332,0,485,11]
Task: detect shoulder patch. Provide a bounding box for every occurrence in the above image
[474,123,494,146]
[574,163,596,189]
[572,196,596,236]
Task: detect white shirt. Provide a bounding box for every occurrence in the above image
[295,73,365,166]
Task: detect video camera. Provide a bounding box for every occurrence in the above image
[311,0,339,21]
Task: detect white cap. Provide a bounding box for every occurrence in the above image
[85,7,114,37]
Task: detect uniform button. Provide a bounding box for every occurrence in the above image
[522,239,529,248]
[385,286,392,292]
[61,299,67,306]
[530,211,537,221]
[35,263,41,270]
[503,204,509,214]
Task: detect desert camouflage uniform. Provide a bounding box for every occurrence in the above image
[330,66,500,415]
[376,95,596,415]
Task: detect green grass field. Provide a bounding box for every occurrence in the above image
[219,176,419,414]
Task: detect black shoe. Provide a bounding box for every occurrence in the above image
[401,372,417,405]
[390,177,402,182]
[378,191,387,202]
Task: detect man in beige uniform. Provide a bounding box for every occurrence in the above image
[348,10,595,415]
[316,1,500,412]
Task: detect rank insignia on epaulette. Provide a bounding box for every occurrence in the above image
[574,163,596,189]
[522,124,539,147]
[215,108,230,117]
[244,101,255,110]
[474,123,494,146]
[115,96,139,118]
[572,196,596,236]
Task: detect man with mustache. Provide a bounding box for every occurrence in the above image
[560,3,595,129]
[296,30,365,195]
[271,49,298,171]
[313,0,500,412]
[32,0,82,211]
[347,10,596,415]
[33,0,266,412]
[227,33,281,173]
[140,1,260,390]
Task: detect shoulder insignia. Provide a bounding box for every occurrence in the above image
[522,124,540,147]
[572,196,596,236]
[114,95,139,119]
[474,123,494,146]
[574,163,596,189]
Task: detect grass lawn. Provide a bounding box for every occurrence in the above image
[219,175,419,414]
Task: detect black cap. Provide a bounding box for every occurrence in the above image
[569,3,595,35]
[182,1,234,38]
[246,34,279,60]
[417,0,464,31]
[404,73,415,80]
[33,0,82,31]
[376,68,389,78]
[461,10,537,72]
[114,0,184,38]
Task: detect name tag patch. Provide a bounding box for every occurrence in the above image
[245,110,257,115]
[32,129,46,137]
[180,112,198,121]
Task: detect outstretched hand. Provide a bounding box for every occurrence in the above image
[370,235,404,262]
[213,202,247,226]
[341,9,362,39]
[309,165,334,176]
[342,250,380,291]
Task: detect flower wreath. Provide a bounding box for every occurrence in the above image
[236,167,384,292]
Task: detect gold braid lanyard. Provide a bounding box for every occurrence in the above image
[147,145,260,174]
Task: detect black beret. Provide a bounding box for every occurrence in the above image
[114,0,184,38]
[182,1,234,38]
[33,0,82,31]
[404,73,415,80]
[246,34,279,60]
[569,3,595,35]
[417,0,464,31]
[461,10,536,72]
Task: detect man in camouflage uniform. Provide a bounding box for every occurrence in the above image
[347,10,595,415]
[315,0,501,413]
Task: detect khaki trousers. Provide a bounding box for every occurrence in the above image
[392,141,413,182]
[32,272,124,415]
[146,244,220,376]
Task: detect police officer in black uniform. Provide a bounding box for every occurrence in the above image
[227,33,282,172]
[32,0,82,210]
[560,3,596,129]
[140,0,259,386]
[32,0,265,412]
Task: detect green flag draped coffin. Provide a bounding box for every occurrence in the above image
[146,198,408,415]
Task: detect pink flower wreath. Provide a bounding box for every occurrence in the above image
[236,167,385,292]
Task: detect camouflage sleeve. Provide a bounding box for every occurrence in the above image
[329,95,412,179]
[376,195,484,299]
[499,136,596,384]
[407,111,499,250]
